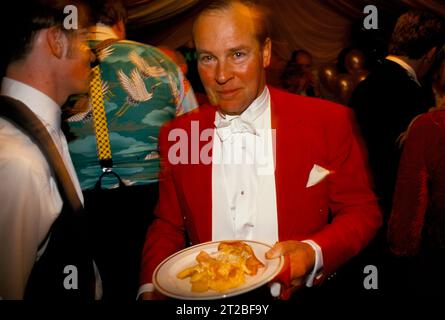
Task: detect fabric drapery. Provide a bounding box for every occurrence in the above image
[125,0,445,88]
[126,0,445,62]
[127,0,200,25]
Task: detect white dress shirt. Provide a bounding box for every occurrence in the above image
[0,77,84,299]
[212,87,323,287]
[212,87,278,244]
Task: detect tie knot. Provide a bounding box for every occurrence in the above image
[215,116,256,142]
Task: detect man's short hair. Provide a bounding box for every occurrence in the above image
[2,0,92,66]
[195,0,270,46]
[91,0,128,26]
[389,10,445,59]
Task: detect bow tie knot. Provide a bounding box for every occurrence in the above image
[215,116,256,142]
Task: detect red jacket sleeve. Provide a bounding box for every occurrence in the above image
[139,123,186,285]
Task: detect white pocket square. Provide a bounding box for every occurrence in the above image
[306,164,330,188]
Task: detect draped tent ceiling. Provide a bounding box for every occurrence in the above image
[125,0,445,84]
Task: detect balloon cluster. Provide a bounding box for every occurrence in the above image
[319,49,369,105]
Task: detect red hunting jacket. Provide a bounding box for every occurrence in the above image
[140,87,382,285]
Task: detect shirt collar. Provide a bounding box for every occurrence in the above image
[386,55,421,86]
[1,77,61,130]
[217,86,270,125]
[88,24,119,41]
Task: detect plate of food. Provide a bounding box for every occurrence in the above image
[152,240,284,300]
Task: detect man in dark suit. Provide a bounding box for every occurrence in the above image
[139,0,381,300]
[349,10,445,218]
[349,10,445,296]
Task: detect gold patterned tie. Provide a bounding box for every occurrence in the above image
[89,64,112,167]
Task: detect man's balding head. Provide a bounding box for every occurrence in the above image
[192,0,272,114]
[193,0,270,47]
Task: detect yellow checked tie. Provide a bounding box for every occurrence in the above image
[90,64,112,166]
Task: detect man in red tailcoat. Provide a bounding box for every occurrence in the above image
[139,0,381,300]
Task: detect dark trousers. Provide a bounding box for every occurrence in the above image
[84,182,158,301]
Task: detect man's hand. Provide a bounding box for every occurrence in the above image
[266,240,316,288]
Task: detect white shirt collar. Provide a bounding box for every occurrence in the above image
[1,77,61,130]
[217,86,270,125]
[386,55,421,86]
[88,24,119,41]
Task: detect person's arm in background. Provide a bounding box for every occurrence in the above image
[388,113,441,256]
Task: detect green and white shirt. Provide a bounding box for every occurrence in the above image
[67,26,198,189]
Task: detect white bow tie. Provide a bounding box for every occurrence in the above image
[215,116,257,142]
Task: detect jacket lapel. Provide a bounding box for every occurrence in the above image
[269,88,314,240]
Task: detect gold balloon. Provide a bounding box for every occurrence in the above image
[335,74,354,105]
[345,49,366,74]
[318,64,338,93]
[353,69,369,86]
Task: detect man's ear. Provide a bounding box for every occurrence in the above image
[47,27,65,59]
[113,20,126,40]
[262,37,272,68]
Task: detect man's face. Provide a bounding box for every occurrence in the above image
[295,53,312,74]
[62,28,94,95]
[194,4,271,115]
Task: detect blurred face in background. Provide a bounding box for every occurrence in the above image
[295,52,312,74]
[193,3,271,115]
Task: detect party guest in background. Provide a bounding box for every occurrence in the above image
[349,10,445,219]
[65,0,198,300]
[280,50,320,97]
[140,0,381,300]
[67,0,197,190]
[0,0,94,299]
[387,54,445,293]
[389,106,445,256]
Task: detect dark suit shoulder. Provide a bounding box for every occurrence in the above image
[363,59,413,84]
[350,59,421,108]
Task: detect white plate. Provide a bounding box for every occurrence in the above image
[152,240,284,300]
